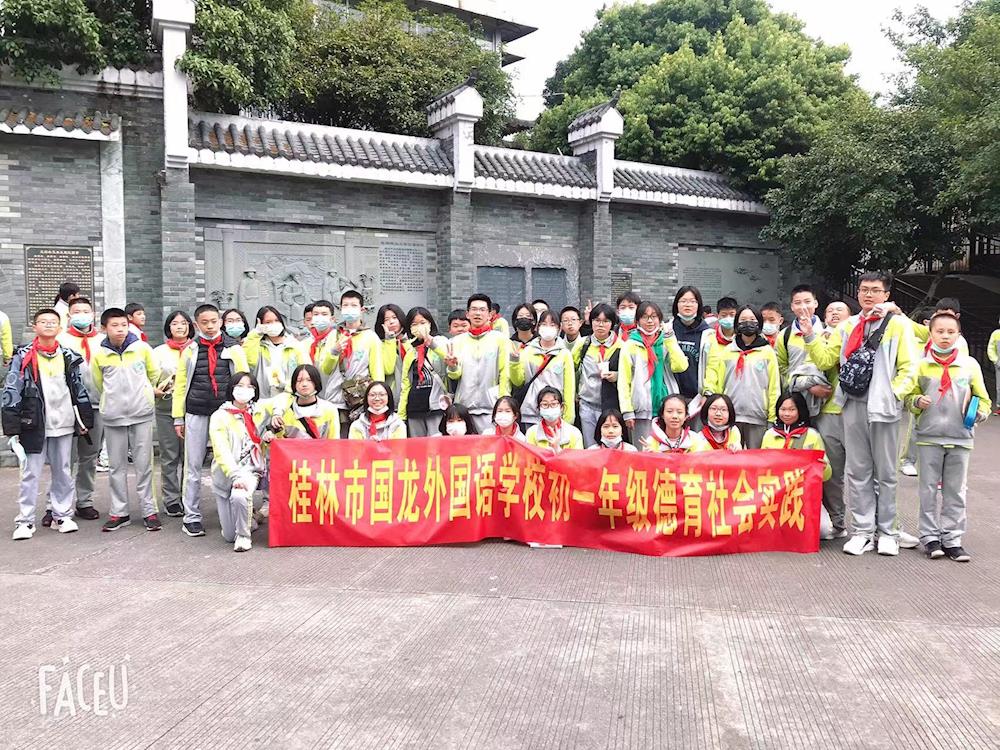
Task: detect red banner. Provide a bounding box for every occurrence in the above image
[268,437,825,556]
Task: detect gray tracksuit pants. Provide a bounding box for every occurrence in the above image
[842,398,900,539]
[182,413,211,524]
[155,408,183,507]
[469,413,493,435]
[406,413,441,438]
[736,421,766,450]
[105,420,155,518]
[916,444,970,548]
[17,435,75,525]
[46,411,103,512]
[816,413,847,531]
[580,400,602,448]
[212,469,257,543]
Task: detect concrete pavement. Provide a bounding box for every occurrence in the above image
[1,423,999,749]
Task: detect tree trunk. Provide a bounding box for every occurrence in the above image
[916,265,950,310]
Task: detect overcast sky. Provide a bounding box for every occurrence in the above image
[502,0,964,120]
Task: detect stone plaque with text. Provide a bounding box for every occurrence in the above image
[24,246,94,319]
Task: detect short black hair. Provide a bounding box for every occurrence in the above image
[374,304,406,340]
[226,372,259,403]
[929,311,961,330]
[54,282,80,304]
[163,310,194,340]
[761,301,783,315]
[490,302,501,314]
[439,403,478,436]
[255,305,286,333]
[100,307,129,327]
[33,308,60,323]
[588,302,618,328]
[536,385,564,408]
[405,307,439,338]
[858,271,892,290]
[717,297,738,312]
[510,303,537,328]
[672,286,704,318]
[735,304,764,328]
[194,303,219,320]
[492,395,521,422]
[448,309,469,324]
[537,309,559,328]
[790,284,815,299]
[364,380,395,413]
[700,393,736,429]
[290,364,323,394]
[124,302,145,317]
[531,298,549,308]
[222,308,249,334]
[615,292,641,308]
[559,306,581,319]
[935,297,961,315]
[311,299,335,315]
[340,289,364,306]
[656,394,690,430]
[467,293,492,310]
[303,302,315,316]
[776,391,811,428]
[913,306,937,324]
[594,408,630,445]
[68,297,93,310]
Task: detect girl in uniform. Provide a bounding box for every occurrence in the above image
[587,409,637,452]
[525,387,583,452]
[152,310,193,517]
[348,381,407,441]
[643,394,697,453]
[398,308,450,437]
[690,393,743,452]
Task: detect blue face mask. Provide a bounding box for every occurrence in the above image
[677,313,697,324]
[619,309,636,326]
[930,343,955,355]
[225,323,245,338]
[342,308,361,323]
[69,314,93,331]
[718,316,735,331]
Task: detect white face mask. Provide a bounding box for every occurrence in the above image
[494,412,515,428]
[540,406,561,423]
[538,325,559,342]
[446,421,468,436]
[602,435,623,448]
[261,322,283,338]
[411,323,431,340]
[232,386,255,404]
[369,405,389,415]
[311,315,332,332]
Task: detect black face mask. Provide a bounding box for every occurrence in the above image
[737,321,760,337]
[514,318,534,332]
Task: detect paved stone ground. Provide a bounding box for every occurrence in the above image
[1,423,999,750]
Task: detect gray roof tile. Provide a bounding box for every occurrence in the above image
[614,165,756,202]
[0,108,120,136]
[474,148,597,188]
[568,93,621,132]
[189,114,454,176]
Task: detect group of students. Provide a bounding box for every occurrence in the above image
[1,273,993,559]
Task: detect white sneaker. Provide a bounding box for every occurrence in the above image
[233,535,252,552]
[55,518,79,534]
[900,462,918,477]
[258,501,269,519]
[877,535,900,556]
[12,523,34,541]
[843,535,874,556]
[897,530,920,549]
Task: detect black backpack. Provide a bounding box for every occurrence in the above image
[838,313,893,397]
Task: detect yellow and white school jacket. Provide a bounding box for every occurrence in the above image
[318,327,384,409]
[348,411,407,441]
[576,333,625,410]
[688,426,744,452]
[381,336,412,403]
[775,321,842,417]
[91,334,160,427]
[398,337,449,421]
[760,425,832,481]
[525,420,583,452]
[617,331,689,421]
[491,317,511,338]
[152,341,187,412]
[259,392,341,439]
[57,328,104,404]
[704,340,780,426]
[0,310,14,362]
[641,423,698,453]
[988,329,1000,367]
[906,352,990,449]
[243,331,306,399]
[908,319,969,356]
[805,313,917,423]
[209,403,267,479]
[447,329,511,415]
[511,338,576,424]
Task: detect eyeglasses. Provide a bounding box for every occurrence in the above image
[639,314,659,321]
[468,306,489,314]
[708,405,729,413]
[858,287,888,296]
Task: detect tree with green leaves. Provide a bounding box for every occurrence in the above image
[763,100,966,292]
[531,0,859,194]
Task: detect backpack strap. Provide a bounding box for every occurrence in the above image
[864,312,894,351]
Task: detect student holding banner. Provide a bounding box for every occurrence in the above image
[689,393,742,452]
[587,408,637,451]
[489,396,527,442]
[263,365,340,440]
[348,381,406,441]
[642,394,697,453]
[525,387,583,452]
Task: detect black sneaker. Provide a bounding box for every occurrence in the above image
[75,506,100,521]
[143,514,162,531]
[182,521,205,537]
[924,540,944,559]
[102,515,131,532]
[163,502,184,518]
[943,545,971,562]
[41,510,53,528]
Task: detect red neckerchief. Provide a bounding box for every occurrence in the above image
[415,341,429,384]
[924,339,933,354]
[338,327,358,367]
[595,332,615,360]
[772,425,810,449]
[844,315,877,359]
[539,351,555,373]
[735,346,754,378]
[398,338,406,364]
[309,327,332,363]
[701,426,730,450]
[139,330,148,342]
[619,323,637,338]
[66,327,98,362]
[494,424,517,437]
[541,418,562,443]
[368,411,388,436]
[20,338,59,380]
[226,406,261,446]
[166,338,190,352]
[652,426,689,453]
[199,337,222,395]
[930,349,958,400]
[468,323,492,337]
[715,327,732,347]
[639,330,659,377]
[765,333,777,347]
